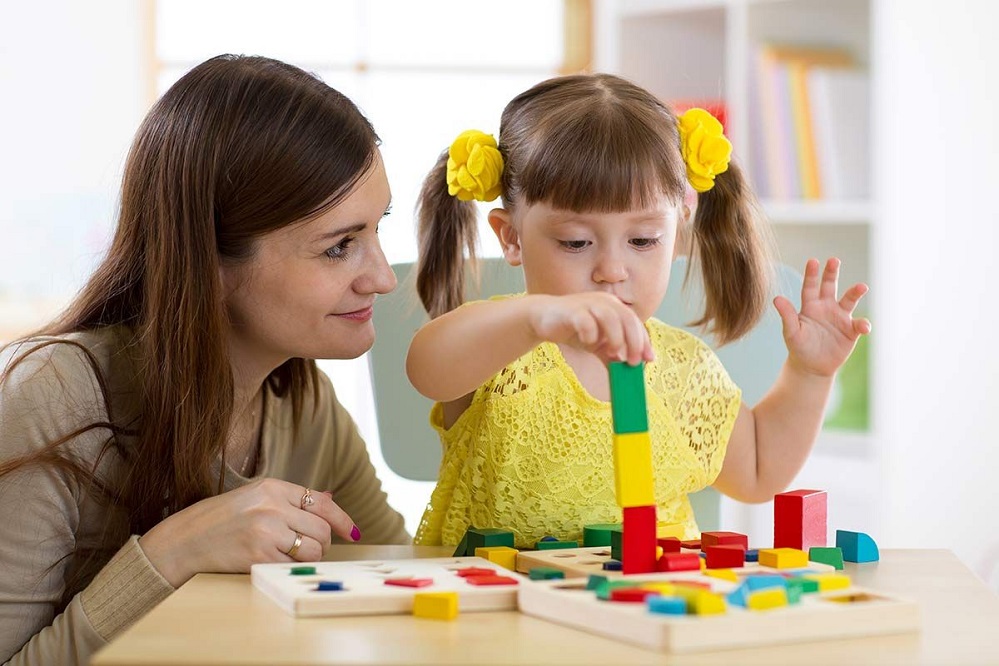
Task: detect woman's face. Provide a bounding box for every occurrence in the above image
[221,151,396,372]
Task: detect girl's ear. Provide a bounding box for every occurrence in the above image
[487,208,523,266]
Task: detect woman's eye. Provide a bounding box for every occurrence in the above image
[558,240,590,251]
[631,237,661,248]
[325,237,353,261]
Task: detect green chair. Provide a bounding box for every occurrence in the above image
[367,256,802,530]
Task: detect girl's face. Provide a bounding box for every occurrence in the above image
[489,197,679,323]
[221,151,396,370]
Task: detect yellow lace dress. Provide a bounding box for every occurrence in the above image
[413,315,742,549]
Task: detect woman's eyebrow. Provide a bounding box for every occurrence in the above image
[312,222,367,242]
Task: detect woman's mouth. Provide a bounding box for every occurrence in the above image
[333,306,373,322]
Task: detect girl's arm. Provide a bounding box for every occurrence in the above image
[713,258,871,502]
[406,292,654,403]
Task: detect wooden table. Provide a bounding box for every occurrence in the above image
[92,546,999,665]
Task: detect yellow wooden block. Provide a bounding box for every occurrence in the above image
[639,582,677,596]
[704,568,739,583]
[688,590,726,615]
[413,592,458,620]
[656,522,686,539]
[747,588,789,611]
[613,432,655,507]
[804,573,851,592]
[474,546,518,571]
[699,558,706,571]
[758,547,808,569]
[656,545,663,559]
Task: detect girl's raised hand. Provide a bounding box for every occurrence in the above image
[529,292,655,366]
[139,478,359,588]
[774,258,871,377]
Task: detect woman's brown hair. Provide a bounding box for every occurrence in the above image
[416,73,772,344]
[0,55,380,537]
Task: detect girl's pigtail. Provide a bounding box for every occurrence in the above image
[690,159,774,344]
[415,149,479,319]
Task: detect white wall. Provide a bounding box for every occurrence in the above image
[874,0,999,589]
[0,1,146,308]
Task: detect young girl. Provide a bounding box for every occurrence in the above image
[408,73,870,549]
[0,55,408,665]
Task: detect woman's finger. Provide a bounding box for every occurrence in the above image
[274,530,324,563]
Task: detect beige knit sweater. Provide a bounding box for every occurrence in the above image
[0,327,410,665]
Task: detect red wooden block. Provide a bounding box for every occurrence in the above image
[623,505,657,574]
[610,588,658,603]
[705,545,746,569]
[680,539,701,550]
[463,575,519,586]
[656,552,701,572]
[700,531,749,551]
[657,537,682,553]
[384,578,433,588]
[774,489,827,550]
[453,567,497,577]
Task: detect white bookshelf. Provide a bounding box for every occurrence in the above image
[594,0,878,542]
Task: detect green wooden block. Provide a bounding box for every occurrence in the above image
[809,546,845,570]
[290,566,316,576]
[536,540,579,550]
[465,527,515,555]
[788,576,820,594]
[583,523,622,547]
[785,581,804,605]
[528,567,566,580]
[594,579,639,601]
[611,528,623,562]
[608,362,648,434]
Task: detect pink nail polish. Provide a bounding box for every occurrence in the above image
[350,525,361,542]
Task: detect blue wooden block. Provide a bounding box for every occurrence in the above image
[745,575,787,592]
[539,535,558,542]
[727,582,750,607]
[648,596,687,615]
[836,530,880,563]
[603,560,623,571]
[315,580,344,591]
[745,548,759,562]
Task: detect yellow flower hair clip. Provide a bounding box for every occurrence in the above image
[678,108,732,193]
[446,129,504,202]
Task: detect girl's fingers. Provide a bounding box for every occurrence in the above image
[852,318,872,336]
[773,296,800,338]
[590,304,626,359]
[621,310,649,365]
[819,258,840,301]
[801,258,821,303]
[571,310,599,346]
[839,283,869,313]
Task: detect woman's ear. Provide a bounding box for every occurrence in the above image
[487,208,523,266]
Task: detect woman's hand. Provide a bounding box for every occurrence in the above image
[774,258,871,378]
[138,478,359,588]
[529,292,655,366]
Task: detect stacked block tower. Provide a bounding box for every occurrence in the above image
[608,362,658,574]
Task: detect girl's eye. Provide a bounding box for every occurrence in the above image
[558,240,590,251]
[325,237,353,261]
[631,237,662,249]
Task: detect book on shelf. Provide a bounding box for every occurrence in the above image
[751,44,869,203]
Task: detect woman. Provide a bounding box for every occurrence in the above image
[0,55,409,665]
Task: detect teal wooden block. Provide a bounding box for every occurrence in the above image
[452,532,469,557]
[647,596,687,615]
[809,546,845,570]
[745,575,787,592]
[586,574,608,590]
[787,576,820,594]
[583,523,622,547]
[608,362,648,434]
[611,528,623,561]
[836,530,880,563]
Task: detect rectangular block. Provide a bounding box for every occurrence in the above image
[700,531,749,551]
[582,523,621,547]
[608,361,649,434]
[413,592,458,620]
[613,432,655,507]
[758,547,809,569]
[705,544,746,569]
[657,537,682,553]
[774,489,827,550]
[656,552,701,572]
[474,546,518,571]
[622,505,658,574]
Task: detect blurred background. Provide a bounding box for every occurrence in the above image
[1,0,996,591]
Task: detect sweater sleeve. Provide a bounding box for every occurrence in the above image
[0,341,174,665]
[320,375,411,545]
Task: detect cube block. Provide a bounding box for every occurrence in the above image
[774,489,827,551]
[413,592,458,620]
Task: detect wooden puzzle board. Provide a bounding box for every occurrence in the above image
[515,548,919,653]
[515,546,837,578]
[251,557,520,618]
